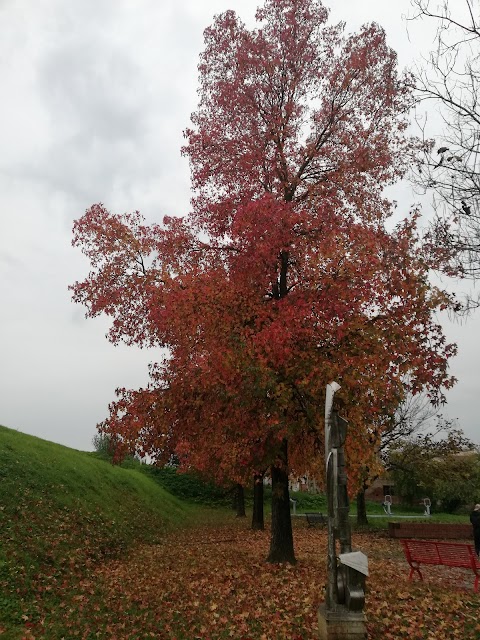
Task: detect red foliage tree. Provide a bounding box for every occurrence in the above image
[71,0,456,563]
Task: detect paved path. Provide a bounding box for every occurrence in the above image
[292,513,430,519]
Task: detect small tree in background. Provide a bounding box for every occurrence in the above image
[355,390,440,524]
[427,450,480,512]
[388,426,476,508]
[92,433,116,461]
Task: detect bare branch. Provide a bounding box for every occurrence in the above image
[409,0,480,305]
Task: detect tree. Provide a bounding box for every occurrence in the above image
[92,431,125,462]
[355,390,440,525]
[233,483,247,518]
[426,450,480,512]
[409,0,480,304]
[71,0,456,563]
[387,425,476,507]
[251,473,266,531]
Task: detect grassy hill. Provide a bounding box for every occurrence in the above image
[1,425,471,639]
[0,425,195,636]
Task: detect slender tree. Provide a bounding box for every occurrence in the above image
[234,484,247,518]
[251,473,265,531]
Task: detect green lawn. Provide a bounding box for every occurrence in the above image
[0,425,196,636]
[0,424,474,639]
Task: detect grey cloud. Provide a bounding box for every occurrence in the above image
[0,250,24,270]
[39,41,146,143]
[1,0,479,453]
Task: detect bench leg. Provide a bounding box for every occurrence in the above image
[408,565,423,582]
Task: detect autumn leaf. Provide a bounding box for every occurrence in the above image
[17,518,475,640]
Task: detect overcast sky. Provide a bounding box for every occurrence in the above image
[0,0,478,452]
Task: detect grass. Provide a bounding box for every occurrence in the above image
[290,492,470,528]
[0,424,475,639]
[113,461,469,527]
[0,425,196,637]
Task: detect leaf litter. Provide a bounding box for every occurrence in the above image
[22,519,479,639]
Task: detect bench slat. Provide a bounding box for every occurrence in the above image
[400,539,479,592]
[402,540,440,564]
[437,543,473,568]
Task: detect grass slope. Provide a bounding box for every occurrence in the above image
[0,425,194,636]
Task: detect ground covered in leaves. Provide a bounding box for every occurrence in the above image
[11,516,480,640]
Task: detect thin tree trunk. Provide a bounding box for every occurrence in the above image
[267,439,296,564]
[235,483,246,518]
[356,489,368,526]
[251,473,264,530]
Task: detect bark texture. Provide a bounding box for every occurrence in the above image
[251,474,265,530]
[235,483,246,518]
[356,489,369,526]
[267,440,296,564]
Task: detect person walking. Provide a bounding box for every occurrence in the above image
[470,504,480,557]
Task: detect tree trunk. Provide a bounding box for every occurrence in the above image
[267,439,296,564]
[235,483,246,518]
[251,473,264,530]
[356,489,368,526]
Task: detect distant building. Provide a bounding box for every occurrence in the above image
[365,474,398,504]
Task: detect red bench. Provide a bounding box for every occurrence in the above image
[400,539,480,592]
